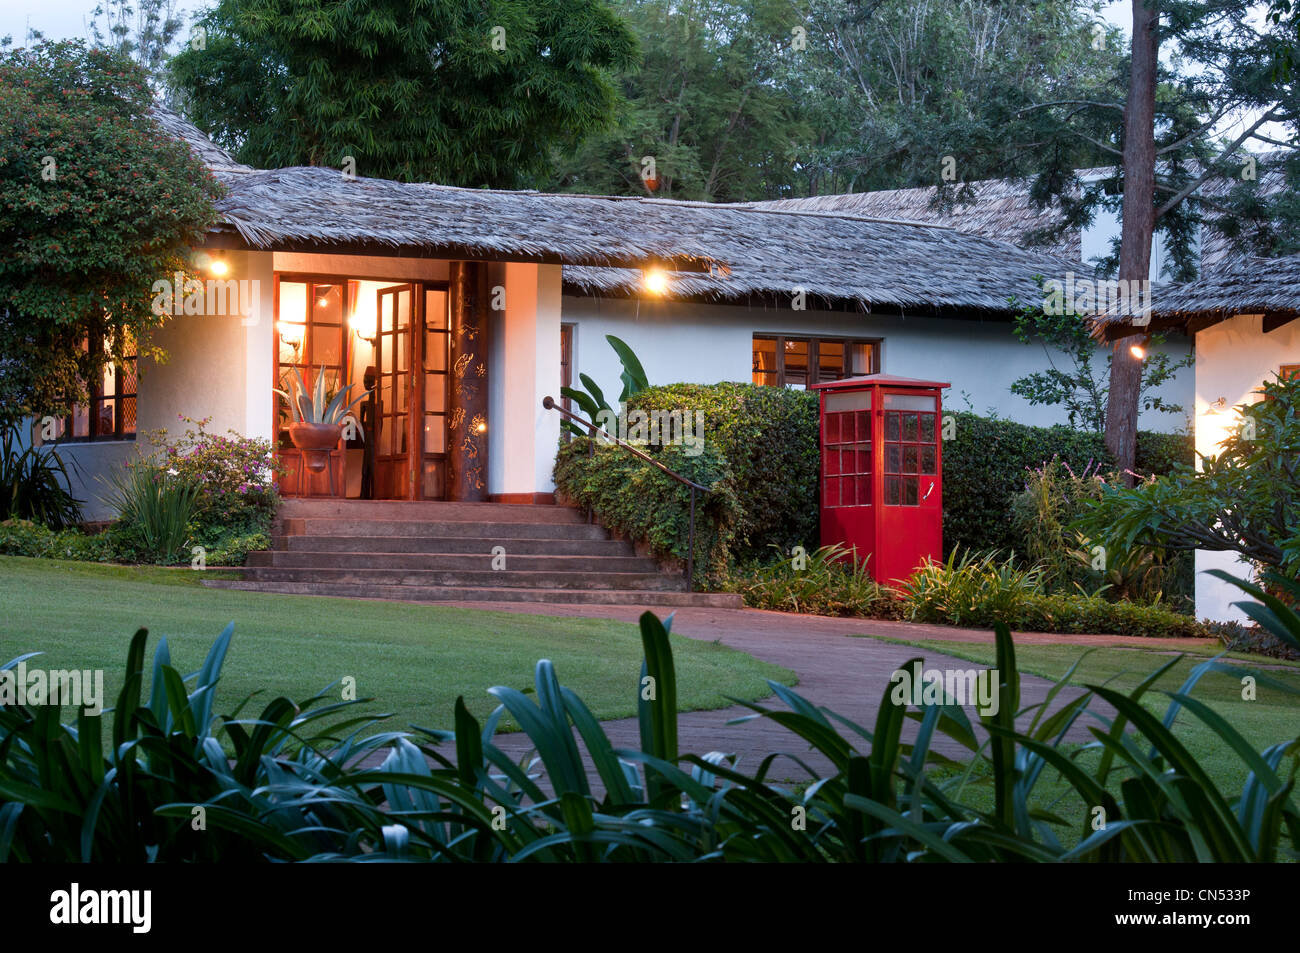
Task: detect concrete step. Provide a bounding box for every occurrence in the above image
[278,498,586,523]
[246,550,661,573]
[280,518,611,540]
[203,579,741,608]
[280,535,637,557]
[241,566,686,591]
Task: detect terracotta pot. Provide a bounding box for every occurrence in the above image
[289,422,342,472]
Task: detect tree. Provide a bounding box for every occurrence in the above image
[167,0,637,189]
[1010,292,1191,432]
[0,41,221,426]
[88,0,184,89]
[551,0,808,202]
[987,1,1300,473]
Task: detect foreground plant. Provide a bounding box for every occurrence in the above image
[1,572,1296,861]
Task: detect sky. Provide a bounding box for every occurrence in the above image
[4,0,1134,49]
[1,0,208,47]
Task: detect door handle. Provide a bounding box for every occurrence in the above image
[922,481,935,501]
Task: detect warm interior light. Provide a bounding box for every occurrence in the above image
[350,310,377,342]
[1129,343,1146,360]
[476,421,487,433]
[277,321,305,346]
[643,267,669,295]
[209,258,229,277]
[1204,396,1228,415]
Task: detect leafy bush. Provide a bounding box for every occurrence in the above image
[1010,457,1191,605]
[728,544,1208,637]
[554,437,738,585]
[725,542,902,617]
[943,411,1193,555]
[2,574,1296,862]
[1078,375,1300,582]
[0,518,117,562]
[149,415,280,542]
[99,459,201,564]
[627,382,819,559]
[897,549,1046,627]
[0,424,83,529]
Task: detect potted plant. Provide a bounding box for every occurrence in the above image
[274,366,366,472]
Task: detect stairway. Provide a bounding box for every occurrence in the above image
[202,498,741,607]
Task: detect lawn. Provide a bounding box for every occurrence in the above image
[861,632,1300,840]
[0,556,793,734]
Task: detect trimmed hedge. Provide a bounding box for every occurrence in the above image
[943,411,1193,555]
[627,383,819,560]
[553,438,739,586]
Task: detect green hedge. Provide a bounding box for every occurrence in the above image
[627,383,819,559]
[943,411,1193,555]
[553,438,739,586]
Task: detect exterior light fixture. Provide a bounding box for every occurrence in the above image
[476,421,487,434]
[277,321,305,347]
[1205,396,1227,415]
[350,311,377,344]
[643,267,669,295]
[209,257,229,277]
[1129,343,1146,360]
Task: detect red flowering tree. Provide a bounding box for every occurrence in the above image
[0,40,221,426]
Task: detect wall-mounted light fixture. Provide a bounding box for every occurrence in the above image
[1204,396,1228,415]
[642,267,669,296]
[349,310,377,346]
[1129,343,1147,360]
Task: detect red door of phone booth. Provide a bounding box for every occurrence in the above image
[811,374,949,584]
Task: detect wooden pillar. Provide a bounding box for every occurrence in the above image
[448,261,489,501]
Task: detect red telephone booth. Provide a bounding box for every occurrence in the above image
[810,374,950,584]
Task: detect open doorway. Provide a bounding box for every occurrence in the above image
[275,275,449,499]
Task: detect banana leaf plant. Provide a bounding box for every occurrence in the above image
[274,365,367,438]
[560,335,649,437]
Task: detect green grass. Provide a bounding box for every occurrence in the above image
[0,556,793,734]
[860,632,1300,840]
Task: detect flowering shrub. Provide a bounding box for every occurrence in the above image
[146,416,282,540]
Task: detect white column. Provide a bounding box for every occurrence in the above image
[487,262,562,498]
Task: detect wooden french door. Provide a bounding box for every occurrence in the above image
[373,285,416,499]
[371,284,450,500]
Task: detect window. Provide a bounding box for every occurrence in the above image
[752,335,879,388]
[822,390,871,508]
[882,393,938,506]
[276,279,348,447]
[51,335,138,442]
[560,323,575,439]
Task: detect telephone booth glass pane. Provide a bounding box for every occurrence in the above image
[823,392,872,509]
[882,392,939,507]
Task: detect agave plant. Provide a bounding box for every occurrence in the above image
[274,365,367,434]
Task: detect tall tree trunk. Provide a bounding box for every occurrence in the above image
[1105,0,1159,479]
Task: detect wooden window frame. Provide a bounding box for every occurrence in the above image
[57,338,138,443]
[752,334,882,388]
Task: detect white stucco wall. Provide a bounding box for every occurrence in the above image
[1190,313,1300,622]
[48,250,274,520]
[488,263,564,496]
[561,294,1193,433]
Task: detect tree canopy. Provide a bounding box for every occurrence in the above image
[0,40,221,424]
[167,0,638,189]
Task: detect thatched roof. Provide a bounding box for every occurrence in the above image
[747,177,1082,262]
[563,209,1077,313]
[1096,253,1300,338]
[157,106,1076,312]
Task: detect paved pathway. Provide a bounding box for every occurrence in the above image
[414,602,1183,782]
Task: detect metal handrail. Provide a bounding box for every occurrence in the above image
[542,395,705,590]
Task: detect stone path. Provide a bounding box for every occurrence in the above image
[412,603,1187,782]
